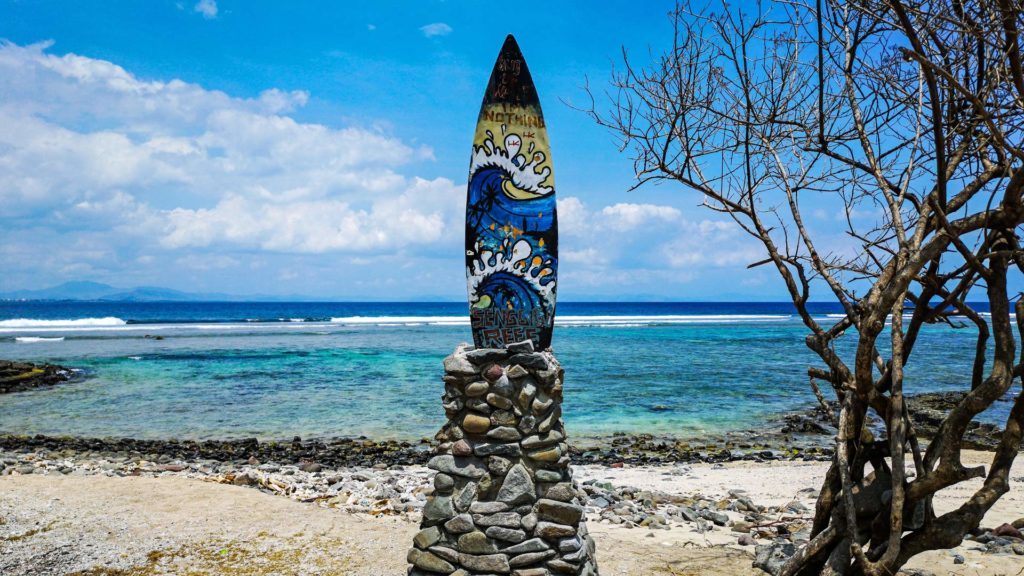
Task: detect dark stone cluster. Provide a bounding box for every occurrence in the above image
[0,360,75,394]
[408,342,598,576]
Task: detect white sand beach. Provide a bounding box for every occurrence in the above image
[2,451,1020,575]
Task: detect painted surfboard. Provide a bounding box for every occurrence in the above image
[466,35,557,350]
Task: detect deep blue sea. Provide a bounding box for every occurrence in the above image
[0,301,1011,441]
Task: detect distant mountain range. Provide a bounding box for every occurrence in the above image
[0,281,322,302]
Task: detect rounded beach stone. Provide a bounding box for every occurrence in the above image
[483,364,504,382]
[534,469,562,483]
[408,549,456,574]
[457,530,497,554]
[463,413,491,434]
[422,495,455,524]
[485,525,527,543]
[414,526,442,549]
[486,393,513,410]
[536,499,583,525]
[434,473,455,493]
[464,381,489,397]
[486,426,521,442]
[536,521,576,539]
[451,440,472,456]
[527,446,561,463]
[444,513,475,534]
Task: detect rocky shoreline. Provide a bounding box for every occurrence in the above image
[0,360,77,394]
[0,389,1012,470]
[2,441,1022,569]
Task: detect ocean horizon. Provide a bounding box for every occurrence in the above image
[0,300,1009,441]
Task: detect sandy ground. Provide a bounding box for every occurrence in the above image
[1,453,1022,575]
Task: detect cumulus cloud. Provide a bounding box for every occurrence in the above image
[600,203,681,230]
[419,23,453,38]
[0,41,468,295]
[194,0,218,19]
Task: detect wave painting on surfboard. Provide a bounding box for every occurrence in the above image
[466,35,558,351]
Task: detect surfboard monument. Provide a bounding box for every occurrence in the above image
[466,34,558,351]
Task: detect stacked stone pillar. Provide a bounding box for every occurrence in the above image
[407,341,598,575]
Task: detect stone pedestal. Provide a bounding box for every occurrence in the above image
[407,341,598,576]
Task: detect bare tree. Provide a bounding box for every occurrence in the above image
[586,1,1024,574]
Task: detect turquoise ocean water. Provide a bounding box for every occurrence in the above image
[0,302,1011,441]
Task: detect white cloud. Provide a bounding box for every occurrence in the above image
[0,41,454,264]
[600,202,681,230]
[194,0,218,19]
[162,177,462,253]
[419,23,453,38]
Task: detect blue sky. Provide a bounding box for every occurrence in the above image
[0,0,839,301]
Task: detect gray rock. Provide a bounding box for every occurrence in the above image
[535,469,562,483]
[558,536,582,552]
[434,473,454,493]
[474,442,522,457]
[457,531,497,554]
[454,481,478,512]
[678,506,699,522]
[509,353,548,370]
[486,393,513,410]
[507,340,535,354]
[473,512,522,528]
[408,549,456,574]
[543,483,576,503]
[521,431,563,450]
[737,534,756,546]
[497,463,536,506]
[444,354,478,376]
[753,542,797,576]
[423,495,455,523]
[445,513,475,534]
[414,526,443,549]
[458,552,511,573]
[517,415,537,434]
[536,499,583,525]
[428,546,460,563]
[509,550,556,567]
[485,526,527,543]
[465,381,489,397]
[488,455,512,477]
[698,508,728,526]
[470,501,511,514]
[428,455,488,479]
[546,559,578,573]
[521,512,538,532]
[502,538,550,555]
[491,375,514,397]
[506,365,529,379]
[491,409,517,426]
[536,521,576,539]
[784,500,809,513]
[487,426,522,442]
[466,348,508,364]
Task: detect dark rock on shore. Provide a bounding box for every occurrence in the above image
[0,432,836,469]
[777,391,1013,451]
[0,360,76,394]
